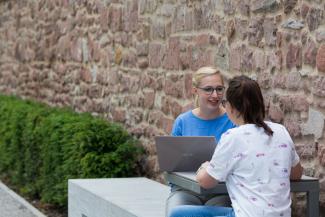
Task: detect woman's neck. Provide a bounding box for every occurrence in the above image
[234,118,245,126]
[193,106,225,120]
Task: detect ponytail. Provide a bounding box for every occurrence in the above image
[256,120,273,136]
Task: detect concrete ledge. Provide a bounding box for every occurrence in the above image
[68,177,169,217]
[0,181,47,217]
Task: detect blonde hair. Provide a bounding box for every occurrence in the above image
[192,66,224,107]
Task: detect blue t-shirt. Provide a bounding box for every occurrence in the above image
[171,110,235,143]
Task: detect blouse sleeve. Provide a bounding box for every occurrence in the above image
[206,130,239,182]
[282,126,300,167]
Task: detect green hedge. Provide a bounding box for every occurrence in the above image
[0,95,143,206]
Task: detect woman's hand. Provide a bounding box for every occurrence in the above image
[290,162,303,180]
[196,161,210,174]
[196,161,218,189]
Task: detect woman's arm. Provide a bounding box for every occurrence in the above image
[196,162,218,189]
[290,162,303,180]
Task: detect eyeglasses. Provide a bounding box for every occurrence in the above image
[197,86,225,95]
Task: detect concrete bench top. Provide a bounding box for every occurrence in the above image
[69,177,170,217]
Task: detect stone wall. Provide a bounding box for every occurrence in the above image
[0,0,324,213]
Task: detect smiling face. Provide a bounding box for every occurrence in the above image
[193,74,224,112]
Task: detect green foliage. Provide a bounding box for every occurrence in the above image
[0,95,143,207]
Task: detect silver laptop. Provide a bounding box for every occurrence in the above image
[155,136,217,172]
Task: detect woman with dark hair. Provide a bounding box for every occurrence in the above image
[170,75,303,217]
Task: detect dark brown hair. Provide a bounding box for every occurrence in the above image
[226,75,273,136]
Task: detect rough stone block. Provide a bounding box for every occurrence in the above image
[149,43,165,68]
[301,108,325,140]
[306,8,323,32]
[316,29,325,43]
[251,0,278,13]
[163,37,180,70]
[123,0,138,32]
[263,17,277,46]
[109,5,122,32]
[312,75,325,97]
[286,43,302,69]
[268,103,284,123]
[316,44,325,72]
[248,17,264,47]
[304,38,317,67]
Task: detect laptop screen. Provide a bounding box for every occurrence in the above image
[155,136,217,172]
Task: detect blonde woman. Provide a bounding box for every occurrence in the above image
[166,66,235,217]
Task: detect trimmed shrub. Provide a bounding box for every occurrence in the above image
[0,95,143,207]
